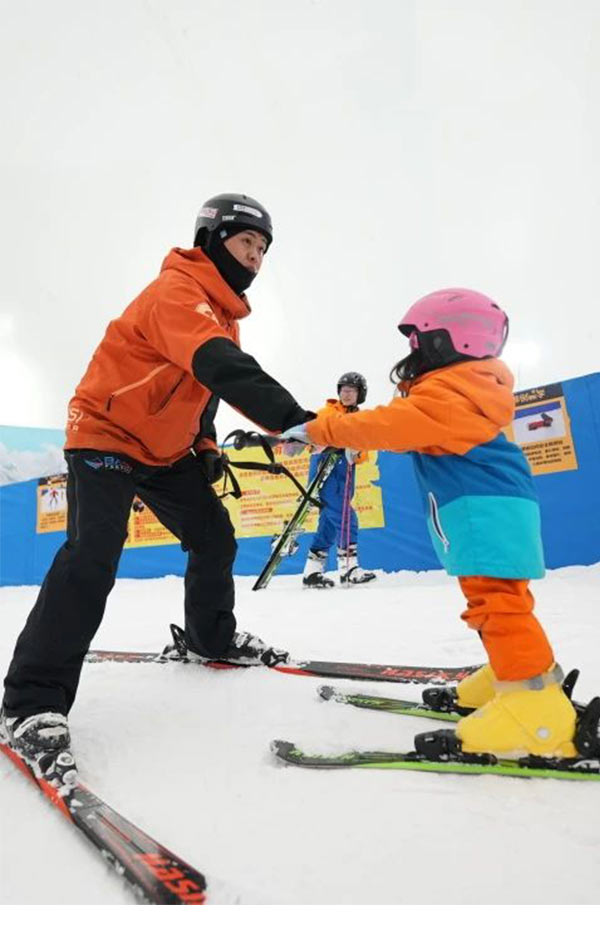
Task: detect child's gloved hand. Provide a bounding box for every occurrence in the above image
[279,424,310,455]
[345,448,362,464]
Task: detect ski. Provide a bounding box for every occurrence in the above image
[252,449,341,591]
[316,668,586,721]
[0,742,210,904]
[85,649,481,686]
[273,688,600,782]
[271,738,600,782]
[317,684,461,721]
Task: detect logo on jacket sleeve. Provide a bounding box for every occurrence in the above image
[195,302,219,323]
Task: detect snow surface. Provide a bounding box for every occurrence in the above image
[1,565,600,906]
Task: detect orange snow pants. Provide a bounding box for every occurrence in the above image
[458,576,554,681]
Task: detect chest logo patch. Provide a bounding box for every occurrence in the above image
[195,302,219,323]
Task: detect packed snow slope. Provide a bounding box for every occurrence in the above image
[1,566,600,905]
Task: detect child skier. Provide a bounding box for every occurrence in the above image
[302,373,376,588]
[283,289,578,759]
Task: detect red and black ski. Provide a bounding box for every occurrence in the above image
[1,742,210,905]
[85,649,480,686]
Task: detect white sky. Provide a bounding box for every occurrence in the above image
[1,0,599,439]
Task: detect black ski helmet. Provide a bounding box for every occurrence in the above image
[337,371,367,405]
[194,193,273,250]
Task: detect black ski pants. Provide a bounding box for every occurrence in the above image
[3,450,237,717]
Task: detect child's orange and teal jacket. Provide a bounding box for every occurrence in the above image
[306,360,545,579]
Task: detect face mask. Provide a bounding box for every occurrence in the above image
[205,232,257,295]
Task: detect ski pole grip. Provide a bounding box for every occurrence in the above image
[222,429,281,451]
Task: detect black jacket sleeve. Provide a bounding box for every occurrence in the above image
[191,393,220,453]
[192,337,313,433]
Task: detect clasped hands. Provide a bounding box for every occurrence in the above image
[279,425,360,464]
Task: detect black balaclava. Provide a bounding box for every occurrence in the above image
[204,226,258,295]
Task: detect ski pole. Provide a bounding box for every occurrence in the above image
[340,461,353,586]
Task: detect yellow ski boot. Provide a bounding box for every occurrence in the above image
[456,664,577,759]
[422,663,496,715]
[456,664,496,710]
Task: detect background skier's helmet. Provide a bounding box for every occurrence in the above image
[398,288,509,363]
[194,193,273,250]
[337,371,367,405]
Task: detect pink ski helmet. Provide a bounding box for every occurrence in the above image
[398,288,509,359]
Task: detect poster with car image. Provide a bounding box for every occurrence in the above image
[505,382,578,475]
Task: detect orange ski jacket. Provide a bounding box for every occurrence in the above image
[65,248,309,465]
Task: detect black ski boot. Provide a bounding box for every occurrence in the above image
[0,708,71,759]
[338,545,376,585]
[219,630,290,666]
[339,566,377,586]
[0,707,77,789]
[162,624,290,667]
[303,571,335,589]
[302,549,334,588]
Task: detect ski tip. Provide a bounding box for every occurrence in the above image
[317,685,336,702]
[270,739,294,760]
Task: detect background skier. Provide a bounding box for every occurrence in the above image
[302,373,376,588]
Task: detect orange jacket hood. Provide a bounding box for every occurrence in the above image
[161,248,252,322]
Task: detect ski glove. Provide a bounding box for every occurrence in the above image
[196,449,225,485]
[279,423,311,455]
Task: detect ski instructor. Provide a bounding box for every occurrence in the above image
[1,193,314,764]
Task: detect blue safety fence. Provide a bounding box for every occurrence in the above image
[1,371,599,586]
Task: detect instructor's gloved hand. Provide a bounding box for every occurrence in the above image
[196,449,225,485]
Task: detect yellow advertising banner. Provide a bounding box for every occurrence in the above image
[35,475,181,547]
[125,497,178,549]
[223,448,385,539]
[36,450,385,544]
[505,381,578,475]
[36,475,68,534]
[352,452,385,529]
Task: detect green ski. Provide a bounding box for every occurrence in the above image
[274,686,600,781]
[271,739,600,782]
[317,684,461,722]
[317,668,585,723]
